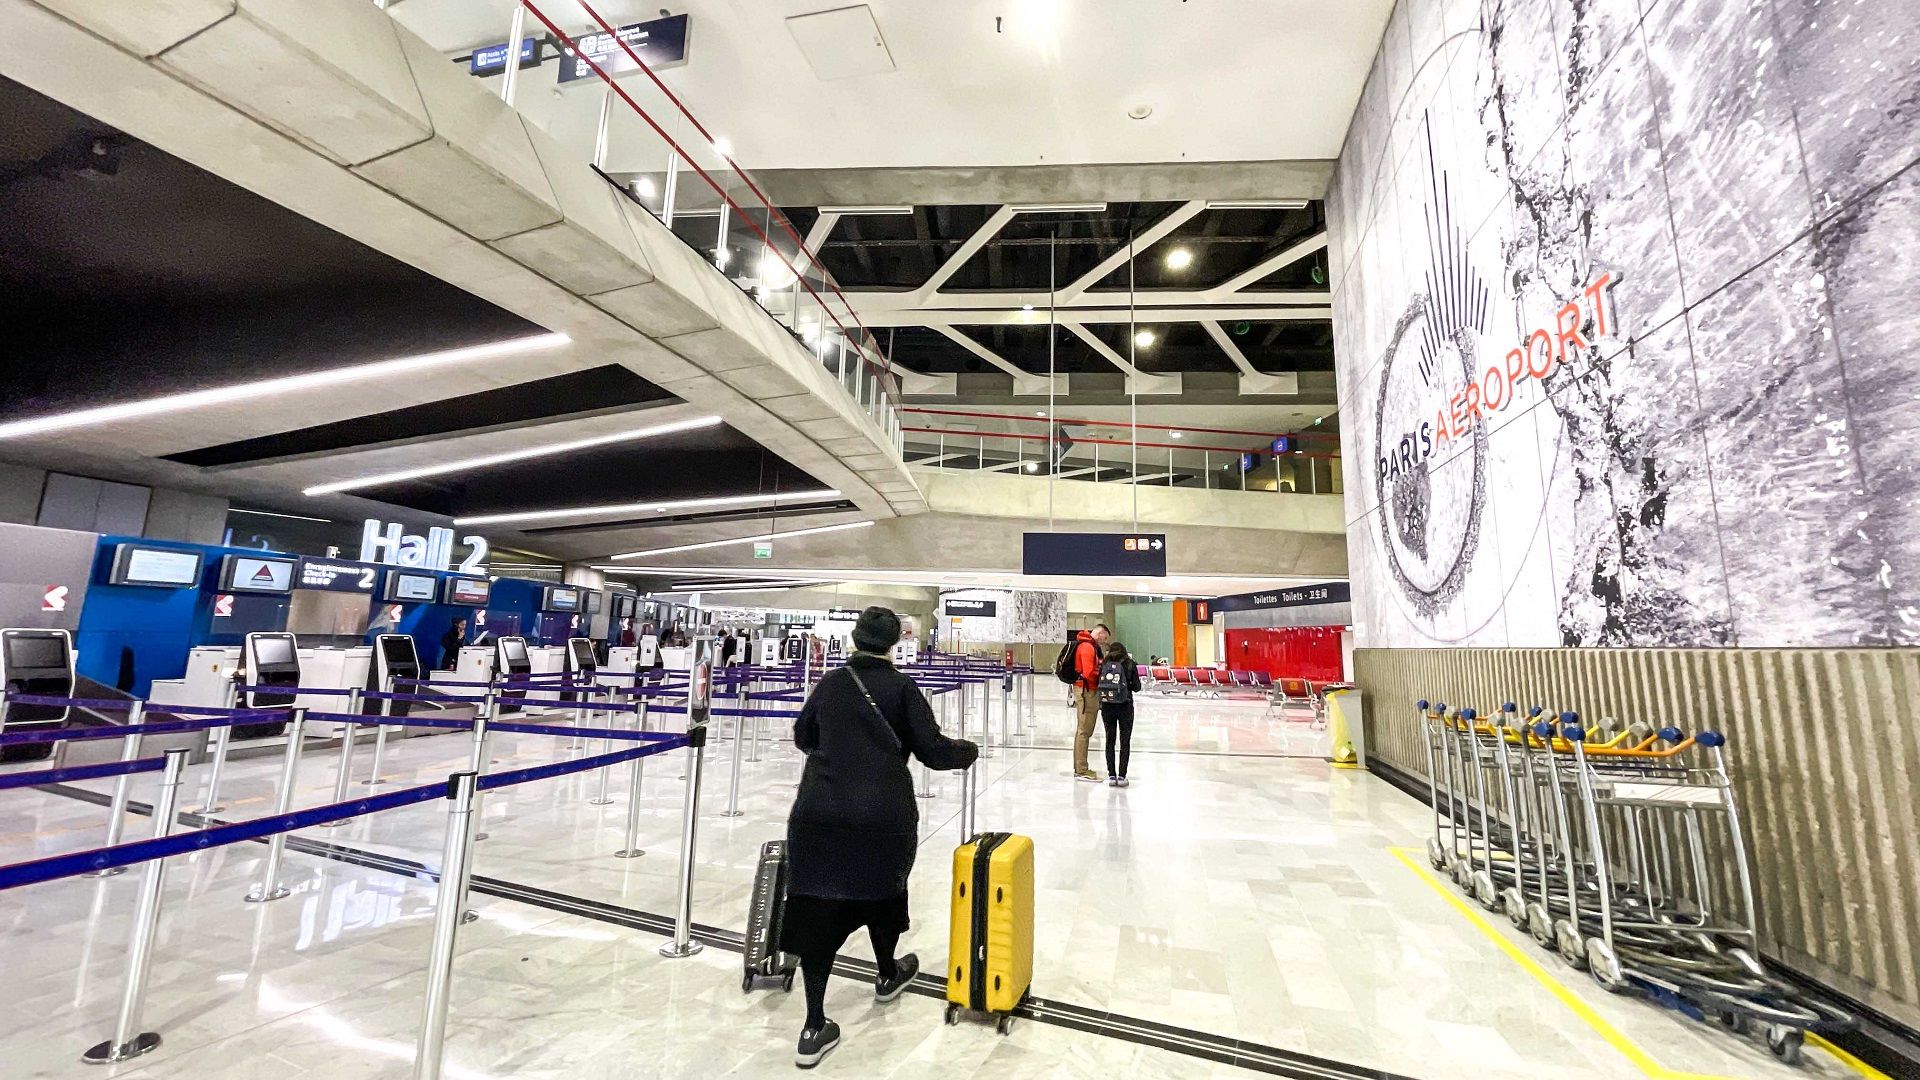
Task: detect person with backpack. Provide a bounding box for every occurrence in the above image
[1097,640,1141,787]
[1055,624,1109,781]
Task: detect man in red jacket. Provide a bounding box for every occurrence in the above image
[1070,624,1110,781]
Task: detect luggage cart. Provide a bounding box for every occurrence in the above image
[1419,694,1858,1065]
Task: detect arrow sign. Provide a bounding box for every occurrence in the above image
[1022,532,1168,577]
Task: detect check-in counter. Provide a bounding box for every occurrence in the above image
[454,645,495,687]
[524,645,567,702]
[148,644,370,740]
[660,646,693,672]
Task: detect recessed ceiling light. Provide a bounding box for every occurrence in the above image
[1021,303,1034,312]
[1034,410,1046,417]
[0,332,569,442]
[1169,431,1182,439]
[1127,103,1153,120]
[452,488,843,526]
[1164,247,1193,270]
[303,414,721,496]
[635,176,657,199]
[1024,461,1040,473]
[1134,329,1156,348]
[712,136,733,157]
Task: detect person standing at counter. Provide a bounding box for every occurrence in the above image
[438,618,468,671]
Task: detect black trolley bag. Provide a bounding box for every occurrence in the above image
[742,839,798,992]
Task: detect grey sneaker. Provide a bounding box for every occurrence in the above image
[875,953,919,1002]
[1106,776,1119,787]
[1116,776,1131,788]
[796,1020,840,1069]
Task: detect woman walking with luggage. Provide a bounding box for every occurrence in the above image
[1098,640,1141,786]
[783,606,979,1068]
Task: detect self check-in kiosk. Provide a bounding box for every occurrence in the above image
[1,629,75,762]
[495,635,530,714]
[368,634,421,718]
[240,632,299,739]
[565,637,596,702]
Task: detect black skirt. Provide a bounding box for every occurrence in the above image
[780,893,911,961]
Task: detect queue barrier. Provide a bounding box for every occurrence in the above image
[0,755,168,792]
[1,693,139,711]
[0,709,290,748]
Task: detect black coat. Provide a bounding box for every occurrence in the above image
[786,652,978,900]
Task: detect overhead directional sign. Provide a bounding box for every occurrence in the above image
[944,598,997,617]
[558,14,691,83]
[1022,532,1167,577]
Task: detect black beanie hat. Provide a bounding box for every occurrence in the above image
[852,606,902,654]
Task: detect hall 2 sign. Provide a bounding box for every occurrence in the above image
[359,519,489,575]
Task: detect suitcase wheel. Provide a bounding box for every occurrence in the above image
[995,1015,1014,1036]
[741,973,754,994]
[944,1003,959,1026]
[782,970,796,993]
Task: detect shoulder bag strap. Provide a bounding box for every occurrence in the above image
[843,667,906,755]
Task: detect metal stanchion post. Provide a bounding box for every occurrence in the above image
[614,700,650,858]
[916,688,936,799]
[466,709,492,849]
[413,770,478,1080]
[244,709,307,903]
[92,702,146,877]
[979,680,996,758]
[83,748,189,1065]
[589,689,616,806]
[659,727,708,958]
[1006,672,1021,749]
[323,689,361,826]
[720,687,746,818]
[365,674,393,787]
[195,678,240,814]
[745,681,762,763]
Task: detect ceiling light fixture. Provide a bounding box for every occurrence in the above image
[1203,199,1311,211]
[229,507,334,524]
[816,205,914,216]
[635,176,658,199]
[453,486,844,522]
[1134,329,1156,348]
[1169,431,1182,439]
[1023,461,1040,473]
[1127,103,1154,120]
[303,414,721,496]
[712,136,733,157]
[1009,202,1107,214]
[610,519,875,560]
[453,487,843,527]
[0,332,569,442]
[1164,247,1193,270]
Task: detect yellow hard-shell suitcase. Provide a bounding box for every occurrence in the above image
[945,831,1034,1034]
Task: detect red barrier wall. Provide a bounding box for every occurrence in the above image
[1224,626,1344,683]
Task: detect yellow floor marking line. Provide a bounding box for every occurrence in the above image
[1386,846,1886,1080]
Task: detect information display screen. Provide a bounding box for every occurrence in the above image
[252,636,297,667]
[220,554,296,594]
[296,557,378,593]
[543,586,581,612]
[378,636,417,664]
[112,544,204,588]
[384,571,440,603]
[444,577,491,606]
[583,590,603,614]
[5,633,68,670]
[501,638,529,665]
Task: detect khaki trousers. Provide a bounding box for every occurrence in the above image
[1071,685,1101,774]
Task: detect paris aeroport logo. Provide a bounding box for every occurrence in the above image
[1369,136,1616,619]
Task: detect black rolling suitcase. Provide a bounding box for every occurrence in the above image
[742,840,798,992]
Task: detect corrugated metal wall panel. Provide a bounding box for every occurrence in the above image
[1355,646,1920,1029]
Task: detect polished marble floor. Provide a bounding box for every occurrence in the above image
[0,678,1873,1078]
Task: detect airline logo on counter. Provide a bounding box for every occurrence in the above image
[41,585,68,613]
[360,519,489,575]
[1370,132,1616,618]
[214,594,234,618]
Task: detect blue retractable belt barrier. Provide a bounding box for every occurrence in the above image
[361,690,492,704]
[706,706,801,719]
[0,694,138,711]
[0,755,168,791]
[478,736,687,792]
[302,711,475,732]
[235,684,356,697]
[393,677,493,689]
[484,720,680,742]
[0,710,289,748]
[0,779,449,892]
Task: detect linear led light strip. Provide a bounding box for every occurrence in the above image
[453,488,843,527]
[302,415,722,496]
[607,519,874,560]
[0,332,569,441]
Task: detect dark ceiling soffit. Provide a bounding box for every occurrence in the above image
[521,500,858,537]
[164,366,678,469]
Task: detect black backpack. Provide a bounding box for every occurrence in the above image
[1098,659,1133,705]
[1053,637,1081,684]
